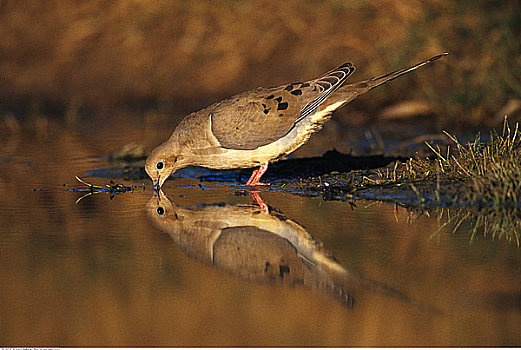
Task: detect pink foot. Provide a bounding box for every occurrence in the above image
[245,162,270,186]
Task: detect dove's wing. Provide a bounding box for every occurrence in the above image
[210,62,355,150]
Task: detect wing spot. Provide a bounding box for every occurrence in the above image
[290,89,302,96]
[266,94,274,99]
[279,113,284,117]
[284,84,294,91]
[263,109,270,114]
[300,82,310,88]
[277,102,288,110]
[274,97,283,103]
[279,265,290,278]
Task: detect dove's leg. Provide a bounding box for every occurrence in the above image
[250,191,269,213]
[245,162,269,186]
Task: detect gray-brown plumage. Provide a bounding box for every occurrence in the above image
[145,53,448,187]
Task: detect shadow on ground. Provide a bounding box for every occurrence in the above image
[88,149,406,186]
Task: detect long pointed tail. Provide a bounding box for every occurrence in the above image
[360,52,449,90]
[316,52,448,115]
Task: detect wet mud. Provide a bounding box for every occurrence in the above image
[87,148,460,208]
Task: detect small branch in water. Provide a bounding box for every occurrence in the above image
[74,176,134,203]
[75,176,105,190]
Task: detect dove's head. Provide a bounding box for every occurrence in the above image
[145,142,182,190]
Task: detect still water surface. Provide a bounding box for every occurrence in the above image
[0,117,520,346]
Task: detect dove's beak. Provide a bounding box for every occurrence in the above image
[153,175,161,192]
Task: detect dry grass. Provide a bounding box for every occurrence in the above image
[394,117,521,207]
[0,0,519,126]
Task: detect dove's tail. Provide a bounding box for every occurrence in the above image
[325,52,448,111]
[354,52,449,91]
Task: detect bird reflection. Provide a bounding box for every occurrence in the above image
[146,190,423,310]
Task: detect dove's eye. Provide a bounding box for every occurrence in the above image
[156,161,164,170]
[156,207,165,216]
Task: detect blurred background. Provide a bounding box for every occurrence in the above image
[1,0,520,129]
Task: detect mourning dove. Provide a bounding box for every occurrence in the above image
[146,53,448,188]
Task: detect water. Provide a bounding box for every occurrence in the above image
[0,116,520,346]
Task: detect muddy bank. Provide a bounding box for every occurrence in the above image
[89,153,517,213]
[86,148,456,207]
